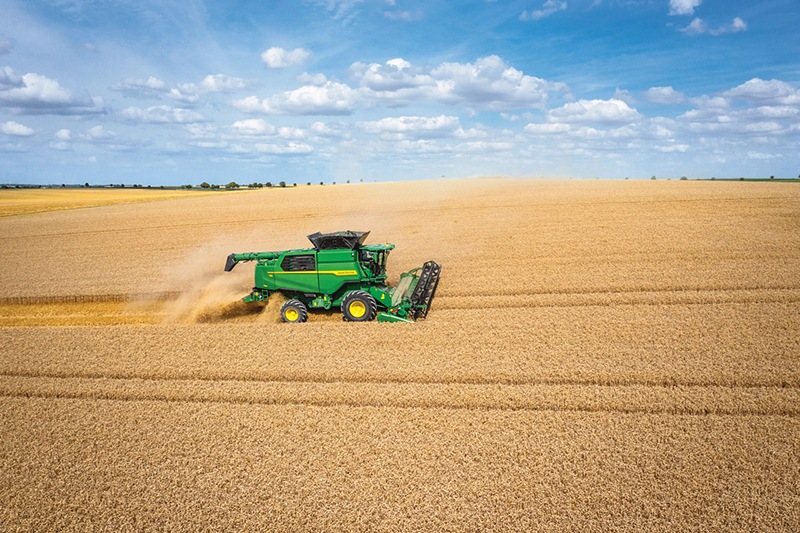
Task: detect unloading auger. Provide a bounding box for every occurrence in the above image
[224,231,441,323]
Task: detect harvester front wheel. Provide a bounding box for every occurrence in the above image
[341,291,377,322]
[280,299,308,323]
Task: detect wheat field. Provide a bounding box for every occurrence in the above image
[1,178,798,531]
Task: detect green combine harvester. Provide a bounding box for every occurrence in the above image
[224,231,441,323]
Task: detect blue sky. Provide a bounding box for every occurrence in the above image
[1,0,798,185]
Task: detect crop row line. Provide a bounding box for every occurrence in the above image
[437,285,800,298]
[2,370,797,390]
[2,389,797,417]
[434,294,800,311]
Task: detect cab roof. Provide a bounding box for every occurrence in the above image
[307,231,370,250]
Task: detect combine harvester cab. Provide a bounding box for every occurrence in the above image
[224,231,441,323]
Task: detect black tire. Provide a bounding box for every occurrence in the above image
[341,290,377,322]
[280,299,308,323]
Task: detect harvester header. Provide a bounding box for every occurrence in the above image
[224,231,440,323]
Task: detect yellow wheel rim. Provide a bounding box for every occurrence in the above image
[285,308,299,321]
[349,301,366,318]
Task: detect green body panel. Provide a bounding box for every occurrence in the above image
[232,251,280,262]
[317,249,361,294]
[377,312,414,323]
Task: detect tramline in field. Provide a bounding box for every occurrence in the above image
[224,230,441,323]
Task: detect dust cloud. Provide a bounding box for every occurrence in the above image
[159,240,265,324]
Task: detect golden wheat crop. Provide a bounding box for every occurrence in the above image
[3,398,798,531]
[0,187,220,218]
[0,178,798,531]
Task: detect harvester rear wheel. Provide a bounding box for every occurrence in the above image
[280,299,308,323]
[341,291,377,322]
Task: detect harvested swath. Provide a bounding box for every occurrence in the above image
[0,300,164,327]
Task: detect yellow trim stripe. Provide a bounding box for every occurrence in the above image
[277,270,357,276]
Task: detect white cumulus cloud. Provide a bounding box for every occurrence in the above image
[167,84,200,104]
[655,144,689,152]
[255,142,313,154]
[233,81,358,115]
[359,115,461,139]
[310,121,348,138]
[669,0,701,16]
[261,47,313,69]
[279,127,306,139]
[391,139,452,154]
[49,128,72,150]
[454,127,488,139]
[456,141,515,152]
[350,58,434,92]
[753,106,799,119]
[429,55,567,110]
[642,86,686,105]
[613,88,636,105]
[199,74,251,93]
[121,105,206,124]
[745,121,782,133]
[0,66,24,89]
[679,18,707,35]
[311,122,333,135]
[0,68,104,115]
[675,78,800,137]
[680,17,747,36]
[185,124,216,139]
[548,99,642,124]
[196,141,228,149]
[297,72,328,86]
[230,118,276,135]
[80,125,115,141]
[524,123,571,134]
[111,74,250,103]
[2,121,34,136]
[710,17,747,35]
[49,141,71,151]
[354,55,570,111]
[723,78,800,106]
